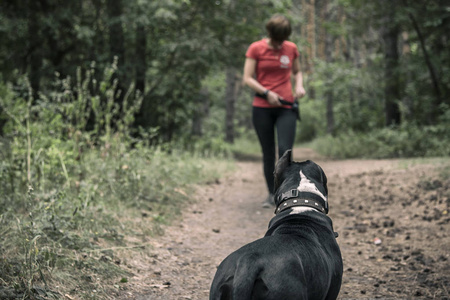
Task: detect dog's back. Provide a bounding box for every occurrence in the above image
[210,212,342,300]
[210,151,343,300]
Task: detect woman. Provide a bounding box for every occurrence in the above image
[243,14,306,207]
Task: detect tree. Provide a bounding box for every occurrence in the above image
[107,0,126,108]
[204,0,273,143]
[381,1,401,126]
[402,0,447,123]
[28,0,43,99]
[224,68,238,143]
[324,0,336,135]
[191,88,210,137]
[1,0,448,143]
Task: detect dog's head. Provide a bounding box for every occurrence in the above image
[273,150,328,214]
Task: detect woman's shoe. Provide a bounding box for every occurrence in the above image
[262,193,275,208]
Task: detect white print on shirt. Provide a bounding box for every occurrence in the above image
[280,55,290,68]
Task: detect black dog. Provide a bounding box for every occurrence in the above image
[210,150,343,300]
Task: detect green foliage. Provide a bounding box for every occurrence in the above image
[0,66,233,298]
[311,122,450,159]
[295,96,325,142]
[298,60,385,142]
[308,0,449,135]
[1,0,449,147]
[0,60,143,196]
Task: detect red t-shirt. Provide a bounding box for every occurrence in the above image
[246,39,299,108]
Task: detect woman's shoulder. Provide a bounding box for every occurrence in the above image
[284,41,299,56]
[249,39,267,48]
[284,40,298,49]
[246,39,266,58]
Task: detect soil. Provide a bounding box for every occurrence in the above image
[118,148,450,300]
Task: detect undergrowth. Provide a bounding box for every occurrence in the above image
[309,122,450,159]
[0,61,233,299]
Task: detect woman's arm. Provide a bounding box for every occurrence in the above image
[292,57,306,99]
[243,57,281,106]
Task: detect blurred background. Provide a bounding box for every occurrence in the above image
[1,0,449,157]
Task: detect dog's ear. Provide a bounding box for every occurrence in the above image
[274,150,292,190]
[316,164,328,196]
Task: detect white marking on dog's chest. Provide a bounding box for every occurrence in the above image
[289,207,316,215]
[298,170,327,202]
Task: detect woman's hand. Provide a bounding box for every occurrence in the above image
[267,91,282,107]
[295,86,306,99]
[292,58,306,98]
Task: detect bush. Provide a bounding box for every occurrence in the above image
[311,122,450,159]
[0,64,233,299]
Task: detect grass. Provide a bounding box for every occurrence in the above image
[308,124,450,159]
[230,133,262,161]
[0,143,236,299]
[2,127,449,298]
[0,69,239,299]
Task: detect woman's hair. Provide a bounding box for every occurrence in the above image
[265,14,292,41]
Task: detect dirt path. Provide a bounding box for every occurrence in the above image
[119,148,449,299]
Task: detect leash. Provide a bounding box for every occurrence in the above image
[255,93,300,120]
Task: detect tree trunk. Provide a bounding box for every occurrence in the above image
[382,4,401,126]
[325,89,335,135]
[337,6,347,59]
[308,0,316,67]
[107,0,125,65]
[324,1,335,135]
[300,0,312,73]
[135,23,146,94]
[107,0,125,105]
[225,68,237,143]
[401,32,414,121]
[406,9,442,123]
[346,35,355,123]
[191,88,210,137]
[28,0,42,101]
[133,12,148,136]
[317,0,327,60]
[91,0,105,66]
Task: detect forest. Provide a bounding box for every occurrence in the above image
[1,0,449,148]
[0,0,449,299]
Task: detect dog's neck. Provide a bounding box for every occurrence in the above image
[265,207,332,237]
[275,170,328,215]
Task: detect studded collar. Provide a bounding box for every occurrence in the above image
[275,189,328,215]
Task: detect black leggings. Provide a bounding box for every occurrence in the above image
[252,107,297,194]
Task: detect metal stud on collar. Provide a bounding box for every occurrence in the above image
[275,197,327,215]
